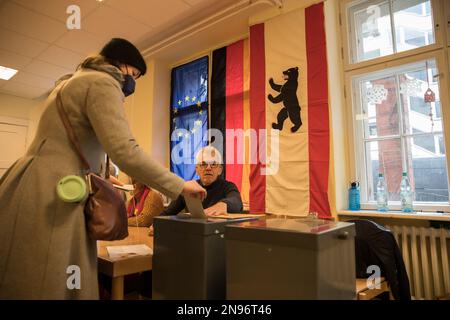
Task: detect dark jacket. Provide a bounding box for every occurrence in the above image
[349,219,411,300]
[162,178,243,215]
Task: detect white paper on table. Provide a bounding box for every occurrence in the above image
[106,244,153,260]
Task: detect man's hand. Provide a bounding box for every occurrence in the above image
[204,202,227,216]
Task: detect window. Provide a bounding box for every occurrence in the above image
[170,56,209,180]
[347,0,435,64]
[352,59,449,205]
[343,0,450,211]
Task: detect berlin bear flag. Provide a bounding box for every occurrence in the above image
[211,2,332,217]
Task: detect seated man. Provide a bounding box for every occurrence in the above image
[162,146,243,216]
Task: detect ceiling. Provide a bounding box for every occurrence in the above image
[0,0,266,99]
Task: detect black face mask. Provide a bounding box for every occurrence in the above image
[122,74,135,97]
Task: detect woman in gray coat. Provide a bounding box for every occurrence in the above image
[0,38,206,299]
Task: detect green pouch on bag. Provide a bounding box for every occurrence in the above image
[56,175,88,203]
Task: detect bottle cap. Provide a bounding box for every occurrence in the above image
[56,175,87,203]
[402,172,407,176]
[378,173,383,177]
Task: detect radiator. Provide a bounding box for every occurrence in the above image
[387,225,450,300]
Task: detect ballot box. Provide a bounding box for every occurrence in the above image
[226,218,356,299]
[152,215,258,300]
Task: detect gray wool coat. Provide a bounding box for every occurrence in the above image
[0,57,185,299]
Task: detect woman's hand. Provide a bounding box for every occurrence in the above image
[181,180,207,201]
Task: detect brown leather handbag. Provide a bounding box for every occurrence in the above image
[56,83,129,241]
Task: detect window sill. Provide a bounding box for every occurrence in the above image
[338,210,450,222]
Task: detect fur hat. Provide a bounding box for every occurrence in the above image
[100,38,147,76]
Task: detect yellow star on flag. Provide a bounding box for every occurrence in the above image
[197,101,201,107]
[173,108,178,114]
[177,100,182,106]
[199,110,203,115]
[192,96,196,102]
[185,96,190,102]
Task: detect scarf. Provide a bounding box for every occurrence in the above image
[54,55,124,89]
[127,187,150,217]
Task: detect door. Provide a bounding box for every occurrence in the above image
[0,121,28,177]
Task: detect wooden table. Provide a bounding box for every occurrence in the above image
[356,277,390,300]
[97,227,153,300]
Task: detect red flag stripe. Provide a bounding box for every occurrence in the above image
[306,2,331,218]
[225,40,244,190]
[249,24,266,213]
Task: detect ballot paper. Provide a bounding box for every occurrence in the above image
[106,244,152,260]
[113,184,134,192]
[184,196,207,219]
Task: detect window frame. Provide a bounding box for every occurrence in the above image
[340,0,444,71]
[445,0,450,46]
[345,49,450,212]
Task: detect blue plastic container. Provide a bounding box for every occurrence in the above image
[348,181,360,211]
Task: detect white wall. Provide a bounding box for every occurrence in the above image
[0,93,34,119]
[149,59,172,167]
[325,0,348,214]
[0,92,45,148]
[122,58,171,168]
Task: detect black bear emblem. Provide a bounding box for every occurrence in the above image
[268,67,302,133]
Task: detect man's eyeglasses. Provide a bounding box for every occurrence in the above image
[198,162,220,169]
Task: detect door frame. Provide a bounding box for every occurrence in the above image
[0,116,29,127]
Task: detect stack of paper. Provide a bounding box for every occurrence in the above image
[106,244,152,260]
[210,214,265,219]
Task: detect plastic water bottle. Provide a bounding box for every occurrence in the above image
[376,173,388,212]
[348,181,360,210]
[400,172,413,213]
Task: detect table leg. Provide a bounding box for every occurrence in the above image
[111,276,124,300]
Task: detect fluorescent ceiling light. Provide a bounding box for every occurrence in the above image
[0,66,18,80]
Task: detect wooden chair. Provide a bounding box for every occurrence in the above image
[356,277,391,300]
